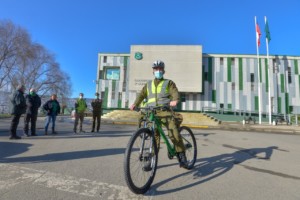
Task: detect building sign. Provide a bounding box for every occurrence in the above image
[134,79,149,86]
[129,45,203,92]
[134,52,143,60]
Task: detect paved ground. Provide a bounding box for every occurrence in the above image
[1,116,300,200]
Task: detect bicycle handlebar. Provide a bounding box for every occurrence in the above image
[133,105,172,112]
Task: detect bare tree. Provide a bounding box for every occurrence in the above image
[1,19,72,104]
[0,20,31,89]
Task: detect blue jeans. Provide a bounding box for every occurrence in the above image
[45,114,57,132]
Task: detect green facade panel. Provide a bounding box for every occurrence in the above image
[103,87,109,108]
[259,58,262,83]
[265,58,269,92]
[239,58,243,90]
[228,104,232,109]
[212,90,216,103]
[280,74,285,93]
[285,93,289,114]
[227,58,232,82]
[278,97,281,114]
[295,60,299,75]
[255,96,259,111]
[118,99,122,108]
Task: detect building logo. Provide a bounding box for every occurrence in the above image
[135,52,143,60]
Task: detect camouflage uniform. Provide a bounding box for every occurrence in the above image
[134,78,185,153]
[91,98,102,132]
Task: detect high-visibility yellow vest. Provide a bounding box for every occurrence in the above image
[146,79,170,106]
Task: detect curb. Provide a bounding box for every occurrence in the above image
[101,120,300,135]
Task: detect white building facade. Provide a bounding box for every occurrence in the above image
[96,45,300,116]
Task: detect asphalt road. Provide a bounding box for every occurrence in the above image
[0,117,300,200]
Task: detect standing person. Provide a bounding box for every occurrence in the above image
[129,60,187,168]
[23,88,41,136]
[91,92,102,132]
[9,85,26,139]
[73,93,87,133]
[43,94,60,135]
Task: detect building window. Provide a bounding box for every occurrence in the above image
[232,82,235,90]
[220,57,224,65]
[103,56,107,63]
[251,83,255,91]
[272,59,277,73]
[250,73,255,91]
[288,67,292,83]
[104,67,120,80]
[231,58,235,65]
[289,106,293,114]
[204,72,208,81]
[98,71,102,79]
[250,73,255,82]
[180,93,186,102]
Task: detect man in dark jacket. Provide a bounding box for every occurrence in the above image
[91,92,102,132]
[43,94,60,135]
[23,88,41,136]
[9,85,26,139]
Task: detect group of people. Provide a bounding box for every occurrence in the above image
[9,85,102,139]
[73,92,102,133]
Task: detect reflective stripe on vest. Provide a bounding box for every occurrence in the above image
[146,79,170,106]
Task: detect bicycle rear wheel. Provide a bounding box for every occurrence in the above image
[179,126,197,169]
[124,128,158,194]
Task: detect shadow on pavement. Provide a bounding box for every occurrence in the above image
[149,145,295,196]
[0,146,125,163]
[0,141,32,160]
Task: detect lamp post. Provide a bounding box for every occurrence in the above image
[93,79,100,98]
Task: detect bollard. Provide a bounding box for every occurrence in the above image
[242,120,245,125]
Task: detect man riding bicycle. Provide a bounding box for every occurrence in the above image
[129,60,187,167]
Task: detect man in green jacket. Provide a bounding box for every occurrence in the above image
[129,60,187,168]
[73,93,87,133]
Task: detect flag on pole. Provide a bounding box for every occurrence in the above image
[256,23,262,46]
[265,19,271,43]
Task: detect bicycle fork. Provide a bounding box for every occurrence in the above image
[139,130,155,171]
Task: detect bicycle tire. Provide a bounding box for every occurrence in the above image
[124,128,158,194]
[179,126,197,169]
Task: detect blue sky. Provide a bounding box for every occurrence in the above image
[1,0,300,98]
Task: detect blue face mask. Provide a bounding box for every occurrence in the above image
[154,71,163,79]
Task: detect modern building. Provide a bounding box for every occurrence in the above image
[96,45,300,117]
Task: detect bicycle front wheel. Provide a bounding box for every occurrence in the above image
[179,126,197,169]
[124,128,158,194]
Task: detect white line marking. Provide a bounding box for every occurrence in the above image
[0,163,153,199]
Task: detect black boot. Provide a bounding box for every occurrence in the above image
[178,152,188,168]
[52,128,57,134]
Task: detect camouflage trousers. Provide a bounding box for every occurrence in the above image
[139,110,185,153]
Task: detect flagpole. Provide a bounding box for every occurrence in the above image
[265,16,272,125]
[255,16,262,124]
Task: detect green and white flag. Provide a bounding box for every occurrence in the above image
[265,18,271,43]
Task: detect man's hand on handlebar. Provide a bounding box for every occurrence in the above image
[170,100,178,107]
[129,104,136,111]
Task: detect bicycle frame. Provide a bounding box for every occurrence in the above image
[143,108,177,157]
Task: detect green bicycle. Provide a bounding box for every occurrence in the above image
[124,106,197,194]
